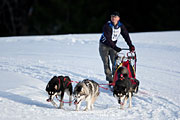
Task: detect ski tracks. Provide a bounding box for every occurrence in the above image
[133,89,180,119]
[0,57,179,119]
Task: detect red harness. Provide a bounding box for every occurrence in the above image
[55,95,73,103]
[55,77,73,103]
[64,78,72,87]
[57,77,61,87]
[57,77,72,87]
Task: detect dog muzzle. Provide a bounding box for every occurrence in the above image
[74,99,80,104]
[118,99,124,105]
[74,100,78,104]
[74,99,82,105]
[46,96,53,102]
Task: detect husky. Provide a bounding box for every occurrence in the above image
[113,67,139,109]
[73,79,100,111]
[46,76,73,109]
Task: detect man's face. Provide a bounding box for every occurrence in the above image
[111,15,120,25]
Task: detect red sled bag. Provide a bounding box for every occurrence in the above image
[113,51,137,85]
[122,60,136,79]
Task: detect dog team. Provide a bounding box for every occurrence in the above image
[46,66,139,111]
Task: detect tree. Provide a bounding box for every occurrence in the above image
[0,0,35,36]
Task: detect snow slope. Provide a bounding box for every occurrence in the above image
[0,32,180,120]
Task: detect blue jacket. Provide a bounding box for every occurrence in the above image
[100,21,133,49]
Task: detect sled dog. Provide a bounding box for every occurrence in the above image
[46,76,73,109]
[73,79,100,111]
[113,67,139,109]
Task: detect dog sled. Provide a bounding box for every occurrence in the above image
[112,49,139,92]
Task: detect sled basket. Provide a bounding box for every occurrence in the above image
[113,51,137,85]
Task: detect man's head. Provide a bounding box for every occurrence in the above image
[111,11,120,25]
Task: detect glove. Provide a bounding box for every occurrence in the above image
[130,45,135,52]
[114,46,121,52]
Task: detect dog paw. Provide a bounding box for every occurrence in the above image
[84,108,88,111]
[53,104,58,108]
[120,107,124,110]
[128,106,132,108]
[59,108,65,110]
[58,106,64,109]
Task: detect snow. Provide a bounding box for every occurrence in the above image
[0,32,180,120]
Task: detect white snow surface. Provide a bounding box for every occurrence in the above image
[0,31,180,120]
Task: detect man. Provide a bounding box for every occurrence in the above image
[99,11,135,85]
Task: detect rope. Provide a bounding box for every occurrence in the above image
[98,83,114,90]
[55,95,74,104]
[53,81,113,104]
[98,85,109,90]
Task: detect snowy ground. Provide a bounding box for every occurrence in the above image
[0,32,180,120]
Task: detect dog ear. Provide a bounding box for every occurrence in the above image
[46,85,49,91]
[81,87,83,92]
[125,88,127,92]
[52,76,57,80]
[124,87,128,93]
[113,86,117,90]
[54,85,58,90]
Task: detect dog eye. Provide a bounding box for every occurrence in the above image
[74,95,80,98]
[80,93,86,96]
[118,93,123,97]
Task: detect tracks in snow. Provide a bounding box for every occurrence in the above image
[0,57,179,119]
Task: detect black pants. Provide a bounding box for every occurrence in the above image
[99,42,117,82]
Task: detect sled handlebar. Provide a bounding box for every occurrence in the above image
[127,51,136,60]
[116,48,137,71]
[121,48,130,50]
[117,49,137,60]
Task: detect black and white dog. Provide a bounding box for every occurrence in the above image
[113,67,139,109]
[73,79,100,111]
[46,76,73,109]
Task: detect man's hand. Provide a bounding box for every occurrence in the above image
[114,46,121,52]
[130,45,135,52]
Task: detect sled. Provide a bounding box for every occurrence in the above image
[112,49,137,85]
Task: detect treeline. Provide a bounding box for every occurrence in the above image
[0,0,179,36]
